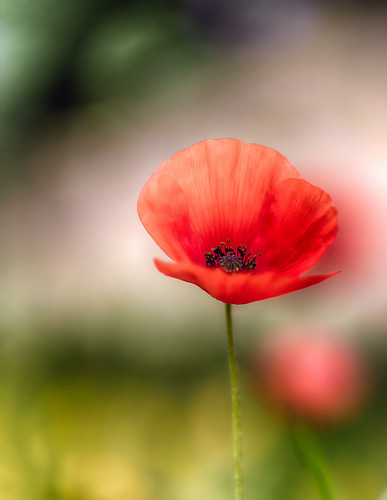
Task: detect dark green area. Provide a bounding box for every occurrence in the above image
[1,0,211,180]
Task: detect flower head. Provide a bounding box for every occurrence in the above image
[254,329,368,424]
[137,139,338,304]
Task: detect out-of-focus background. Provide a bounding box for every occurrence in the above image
[1,1,387,498]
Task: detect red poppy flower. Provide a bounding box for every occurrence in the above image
[137,139,338,304]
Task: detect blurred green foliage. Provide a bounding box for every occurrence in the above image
[1,316,386,499]
[1,0,208,177]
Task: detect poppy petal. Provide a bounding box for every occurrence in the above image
[137,170,202,263]
[256,178,338,276]
[138,139,301,264]
[155,258,338,305]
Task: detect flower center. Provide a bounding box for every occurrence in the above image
[204,239,259,273]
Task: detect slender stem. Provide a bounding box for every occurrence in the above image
[225,303,244,500]
[290,422,338,500]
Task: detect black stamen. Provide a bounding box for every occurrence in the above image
[204,240,259,273]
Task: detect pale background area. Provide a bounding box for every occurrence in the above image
[2,5,387,328]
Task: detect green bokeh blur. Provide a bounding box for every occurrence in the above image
[1,1,387,499]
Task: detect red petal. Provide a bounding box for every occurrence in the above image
[256,178,338,276]
[155,258,338,305]
[137,170,202,262]
[138,139,300,264]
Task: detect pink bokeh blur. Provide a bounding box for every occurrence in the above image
[254,327,370,424]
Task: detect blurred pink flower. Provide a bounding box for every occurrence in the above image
[303,165,387,305]
[254,329,369,424]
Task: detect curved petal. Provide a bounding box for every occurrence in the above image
[137,170,202,263]
[155,259,339,305]
[256,178,338,276]
[138,139,301,264]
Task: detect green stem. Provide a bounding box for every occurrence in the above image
[225,303,244,500]
[290,422,338,500]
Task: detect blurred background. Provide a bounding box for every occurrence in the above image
[1,0,387,498]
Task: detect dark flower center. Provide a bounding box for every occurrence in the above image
[204,239,259,273]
